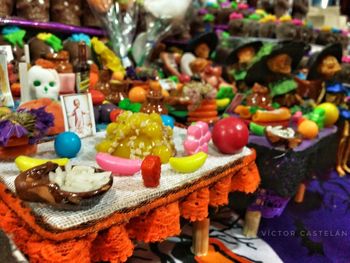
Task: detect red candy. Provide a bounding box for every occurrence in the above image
[89,89,105,105]
[141,155,161,188]
[110,108,124,122]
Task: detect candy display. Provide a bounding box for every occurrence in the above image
[0,1,349,262]
[96,111,175,163]
[16,0,50,22]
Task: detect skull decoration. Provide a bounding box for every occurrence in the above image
[28,65,60,100]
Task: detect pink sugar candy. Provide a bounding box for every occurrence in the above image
[184,121,211,155]
[229,12,243,20]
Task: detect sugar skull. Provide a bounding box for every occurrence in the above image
[28,65,60,100]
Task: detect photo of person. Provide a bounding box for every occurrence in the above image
[61,93,96,138]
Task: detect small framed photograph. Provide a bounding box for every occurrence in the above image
[0,52,14,107]
[60,93,96,138]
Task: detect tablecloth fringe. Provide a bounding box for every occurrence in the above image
[0,157,260,262]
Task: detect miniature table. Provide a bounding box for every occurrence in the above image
[0,128,260,262]
[243,126,338,237]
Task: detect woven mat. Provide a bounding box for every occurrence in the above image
[0,127,251,230]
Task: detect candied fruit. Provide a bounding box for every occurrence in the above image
[96,111,175,163]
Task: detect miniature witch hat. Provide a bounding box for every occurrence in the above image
[307,43,342,81]
[186,31,218,55]
[245,41,307,86]
[226,39,263,65]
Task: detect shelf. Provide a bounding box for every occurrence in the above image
[0,17,106,36]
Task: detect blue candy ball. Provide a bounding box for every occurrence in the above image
[54,132,81,158]
[161,115,175,129]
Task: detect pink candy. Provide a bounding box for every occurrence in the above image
[184,121,211,155]
[229,12,243,20]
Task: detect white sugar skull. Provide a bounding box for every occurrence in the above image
[28,65,60,100]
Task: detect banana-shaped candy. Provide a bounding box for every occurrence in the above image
[96,153,142,176]
[15,156,69,172]
[169,152,207,173]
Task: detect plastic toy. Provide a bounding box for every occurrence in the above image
[161,115,175,129]
[15,156,69,172]
[54,132,81,158]
[212,117,249,154]
[96,152,142,176]
[141,155,161,187]
[184,121,211,155]
[169,152,208,173]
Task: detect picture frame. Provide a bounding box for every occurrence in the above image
[60,93,96,138]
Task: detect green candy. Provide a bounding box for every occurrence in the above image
[250,122,265,136]
[216,86,235,100]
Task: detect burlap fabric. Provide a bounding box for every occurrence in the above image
[0,127,252,230]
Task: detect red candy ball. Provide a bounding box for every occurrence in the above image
[89,89,105,105]
[212,117,249,154]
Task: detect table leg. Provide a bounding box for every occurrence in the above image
[294,183,306,203]
[192,218,209,256]
[243,210,261,237]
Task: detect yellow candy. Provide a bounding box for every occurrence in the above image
[169,152,208,173]
[96,112,175,162]
[152,145,173,164]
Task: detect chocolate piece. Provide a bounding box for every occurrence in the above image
[83,3,102,27]
[29,37,54,63]
[15,162,113,208]
[292,0,309,20]
[276,22,298,41]
[216,8,234,25]
[243,20,260,38]
[228,19,245,37]
[45,51,73,73]
[259,0,274,14]
[297,26,316,44]
[274,0,290,18]
[0,0,14,17]
[51,0,82,26]
[16,0,50,22]
[316,31,338,46]
[259,22,276,39]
